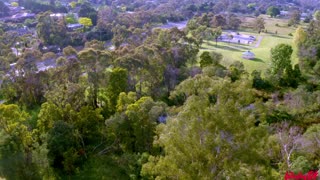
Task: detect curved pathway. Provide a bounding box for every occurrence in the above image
[254,36,263,48]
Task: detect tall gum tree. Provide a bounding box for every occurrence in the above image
[142,76,272,179]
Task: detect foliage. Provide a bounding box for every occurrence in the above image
[11,2,19,7]
[23,0,67,14]
[253,17,265,33]
[69,1,77,9]
[267,6,280,18]
[106,94,167,154]
[293,27,307,49]
[270,44,293,76]
[36,11,68,46]
[314,10,320,21]
[0,104,41,179]
[288,11,301,26]
[290,156,312,174]
[142,76,270,179]
[78,3,98,26]
[0,0,320,179]
[79,17,93,31]
[251,70,272,90]
[66,14,78,24]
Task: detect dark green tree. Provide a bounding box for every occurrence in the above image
[78,3,98,26]
[267,6,280,18]
[270,44,293,76]
[47,120,80,174]
[199,51,222,68]
[36,12,68,46]
[106,93,167,154]
[105,67,128,114]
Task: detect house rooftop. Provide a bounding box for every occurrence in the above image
[50,13,66,17]
[242,51,255,60]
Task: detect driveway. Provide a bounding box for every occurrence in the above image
[254,36,263,48]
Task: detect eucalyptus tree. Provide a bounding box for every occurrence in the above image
[142,75,272,179]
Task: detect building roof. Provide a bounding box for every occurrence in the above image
[242,51,255,56]
[12,13,35,19]
[50,13,66,18]
[67,23,83,28]
[67,23,84,31]
[242,51,255,59]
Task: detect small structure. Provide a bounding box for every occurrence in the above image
[219,32,256,44]
[67,23,84,31]
[280,11,289,17]
[50,13,66,18]
[242,51,255,60]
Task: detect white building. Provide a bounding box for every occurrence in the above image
[242,51,255,60]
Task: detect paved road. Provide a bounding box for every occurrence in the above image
[254,36,263,48]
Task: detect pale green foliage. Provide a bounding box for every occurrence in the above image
[270,44,293,75]
[66,14,78,24]
[69,1,77,9]
[0,104,38,179]
[142,76,270,179]
[37,102,63,133]
[11,2,19,7]
[104,67,128,114]
[63,46,78,56]
[0,104,29,134]
[247,3,256,9]
[79,17,93,27]
[293,27,307,48]
[314,10,320,21]
[116,92,137,112]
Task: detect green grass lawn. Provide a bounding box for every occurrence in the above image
[199,16,297,74]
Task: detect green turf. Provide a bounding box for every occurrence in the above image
[199,17,297,74]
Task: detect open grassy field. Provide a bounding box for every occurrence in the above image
[199,15,299,74]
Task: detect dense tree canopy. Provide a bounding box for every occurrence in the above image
[1,0,320,179]
[267,6,280,18]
